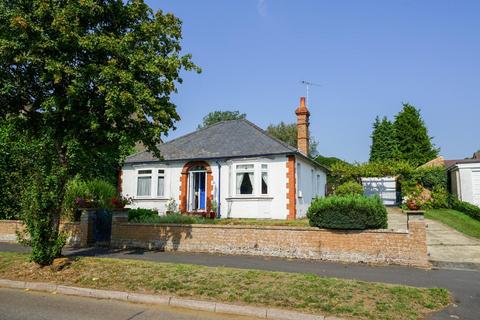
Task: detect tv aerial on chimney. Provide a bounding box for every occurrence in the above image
[300,80,321,105]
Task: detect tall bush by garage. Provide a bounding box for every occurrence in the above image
[307,195,388,230]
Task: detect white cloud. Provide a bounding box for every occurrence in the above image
[257,0,267,17]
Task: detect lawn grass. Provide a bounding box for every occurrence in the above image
[426,209,480,239]
[0,252,449,320]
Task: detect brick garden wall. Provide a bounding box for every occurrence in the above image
[1,213,429,268]
[110,213,429,268]
[0,220,82,247]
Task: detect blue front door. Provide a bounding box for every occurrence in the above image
[189,170,207,211]
[199,172,206,209]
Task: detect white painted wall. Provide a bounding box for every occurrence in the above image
[295,156,327,218]
[121,161,183,213]
[450,163,480,206]
[121,155,327,219]
[361,177,398,205]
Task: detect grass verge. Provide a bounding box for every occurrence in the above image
[426,209,480,239]
[0,252,449,320]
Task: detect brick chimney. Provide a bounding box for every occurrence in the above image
[295,97,310,155]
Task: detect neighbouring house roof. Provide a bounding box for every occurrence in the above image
[446,158,480,169]
[445,151,480,169]
[420,155,480,170]
[125,120,328,171]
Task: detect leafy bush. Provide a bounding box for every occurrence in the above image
[128,211,213,224]
[128,208,159,222]
[63,177,117,220]
[18,171,66,265]
[307,195,388,230]
[334,181,364,196]
[450,198,480,221]
[426,186,450,209]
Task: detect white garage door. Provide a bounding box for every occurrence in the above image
[473,171,480,206]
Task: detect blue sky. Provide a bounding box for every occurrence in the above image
[146,0,479,163]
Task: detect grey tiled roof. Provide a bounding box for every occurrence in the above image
[125,120,300,163]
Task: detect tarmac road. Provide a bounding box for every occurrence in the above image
[0,287,254,320]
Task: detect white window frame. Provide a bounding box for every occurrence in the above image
[134,167,168,199]
[261,164,269,195]
[235,164,255,195]
[136,169,152,197]
[157,169,165,197]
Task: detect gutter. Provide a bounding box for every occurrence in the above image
[215,160,222,218]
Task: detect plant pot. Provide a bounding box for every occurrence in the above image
[406,200,420,211]
[209,212,216,219]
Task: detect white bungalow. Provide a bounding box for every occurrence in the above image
[119,97,328,219]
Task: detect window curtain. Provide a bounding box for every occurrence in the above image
[157,176,164,197]
[137,176,151,196]
[236,173,243,194]
[261,171,268,194]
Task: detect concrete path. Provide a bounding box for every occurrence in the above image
[387,207,480,270]
[0,287,254,320]
[1,242,479,320]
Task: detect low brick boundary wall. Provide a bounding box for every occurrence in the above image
[0,220,82,247]
[111,212,429,268]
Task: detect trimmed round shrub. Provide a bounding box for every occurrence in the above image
[334,181,364,197]
[307,195,388,230]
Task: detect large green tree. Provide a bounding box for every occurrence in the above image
[369,116,400,162]
[198,110,246,128]
[266,122,319,157]
[393,103,438,166]
[0,0,199,264]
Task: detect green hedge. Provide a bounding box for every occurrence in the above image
[450,198,480,221]
[128,211,213,224]
[128,208,159,222]
[307,195,387,230]
[334,181,364,196]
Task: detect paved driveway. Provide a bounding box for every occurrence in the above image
[387,207,480,270]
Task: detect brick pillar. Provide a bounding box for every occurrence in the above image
[80,209,95,247]
[286,155,297,220]
[295,97,310,156]
[406,210,430,268]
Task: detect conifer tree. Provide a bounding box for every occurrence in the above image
[393,103,439,166]
[369,116,400,162]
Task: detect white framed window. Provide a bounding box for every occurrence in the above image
[157,169,165,197]
[261,164,268,195]
[297,162,302,197]
[311,169,315,199]
[137,169,152,196]
[236,164,254,195]
[316,174,321,196]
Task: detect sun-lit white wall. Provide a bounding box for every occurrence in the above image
[295,156,327,218]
